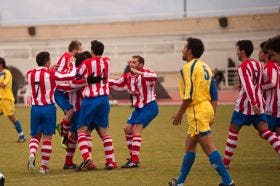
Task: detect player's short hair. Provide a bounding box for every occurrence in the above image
[260,41,268,54]
[74,51,92,67]
[132,55,145,65]
[91,40,104,56]
[236,40,254,57]
[68,40,82,52]
[36,51,50,66]
[186,37,204,58]
[0,57,7,69]
[266,35,280,53]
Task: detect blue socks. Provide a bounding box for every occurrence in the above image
[14,120,25,139]
[177,152,196,184]
[209,150,232,185]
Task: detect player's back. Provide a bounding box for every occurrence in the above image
[262,61,280,117]
[26,67,56,105]
[180,59,212,106]
[0,69,14,101]
[235,59,264,115]
[78,57,110,98]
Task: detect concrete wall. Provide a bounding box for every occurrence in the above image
[0,13,279,90]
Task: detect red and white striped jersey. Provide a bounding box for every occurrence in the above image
[26,63,76,106]
[262,61,280,117]
[56,52,71,73]
[234,59,265,115]
[78,57,110,98]
[109,69,157,108]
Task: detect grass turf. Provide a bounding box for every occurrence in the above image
[0,105,279,186]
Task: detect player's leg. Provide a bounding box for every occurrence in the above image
[7,114,25,142]
[54,90,73,147]
[97,127,117,170]
[198,133,234,186]
[131,124,143,160]
[28,133,41,171]
[223,111,243,168]
[124,124,133,157]
[2,99,25,142]
[255,116,280,154]
[64,111,79,169]
[77,126,91,163]
[28,105,43,172]
[39,134,52,174]
[64,131,77,169]
[95,96,117,170]
[77,98,96,170]
[169,135,198,186]
[125,101,158,168]
[39,104,56,174]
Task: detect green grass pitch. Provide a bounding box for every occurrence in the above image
[0,105,279,186]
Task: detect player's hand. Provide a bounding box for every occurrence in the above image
[171,112,183,126]
[87,74,103,84]
[253,104,260,115]
[130,68,143,75]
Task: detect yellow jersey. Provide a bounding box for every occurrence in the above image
[0,69,15,101]
[179,58,212,106]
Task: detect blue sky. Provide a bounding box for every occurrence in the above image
[0,0,279,26]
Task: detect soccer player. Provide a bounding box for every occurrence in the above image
[169,37,234,186]
[266,35,280,64]
[26,51,76,173]
[55,40,82,148]
[76,40,117,170]
[0,57,26,142]
[259,41,280,136]
[109,55,159,168]
[222,40,280,169]
[57,51,92,169]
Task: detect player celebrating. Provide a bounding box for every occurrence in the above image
[169,37,234,186]
[0,57,26,142]
[109,55,159,168]
[259,41,280,136]
[76,40,117,170]
[26,51,76,173]
[222,40,280,169]
[55,40,82,148]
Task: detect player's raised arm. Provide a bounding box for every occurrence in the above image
[54,61,76,81]
[109,75,127,90]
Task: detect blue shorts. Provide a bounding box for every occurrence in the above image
[266,115,280,131]
[230,111,267,127]
[70,110,80,132]
[54,89,73,111]
[30,104,56,136]
[78,96,110,129]
[127,101,158,128]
